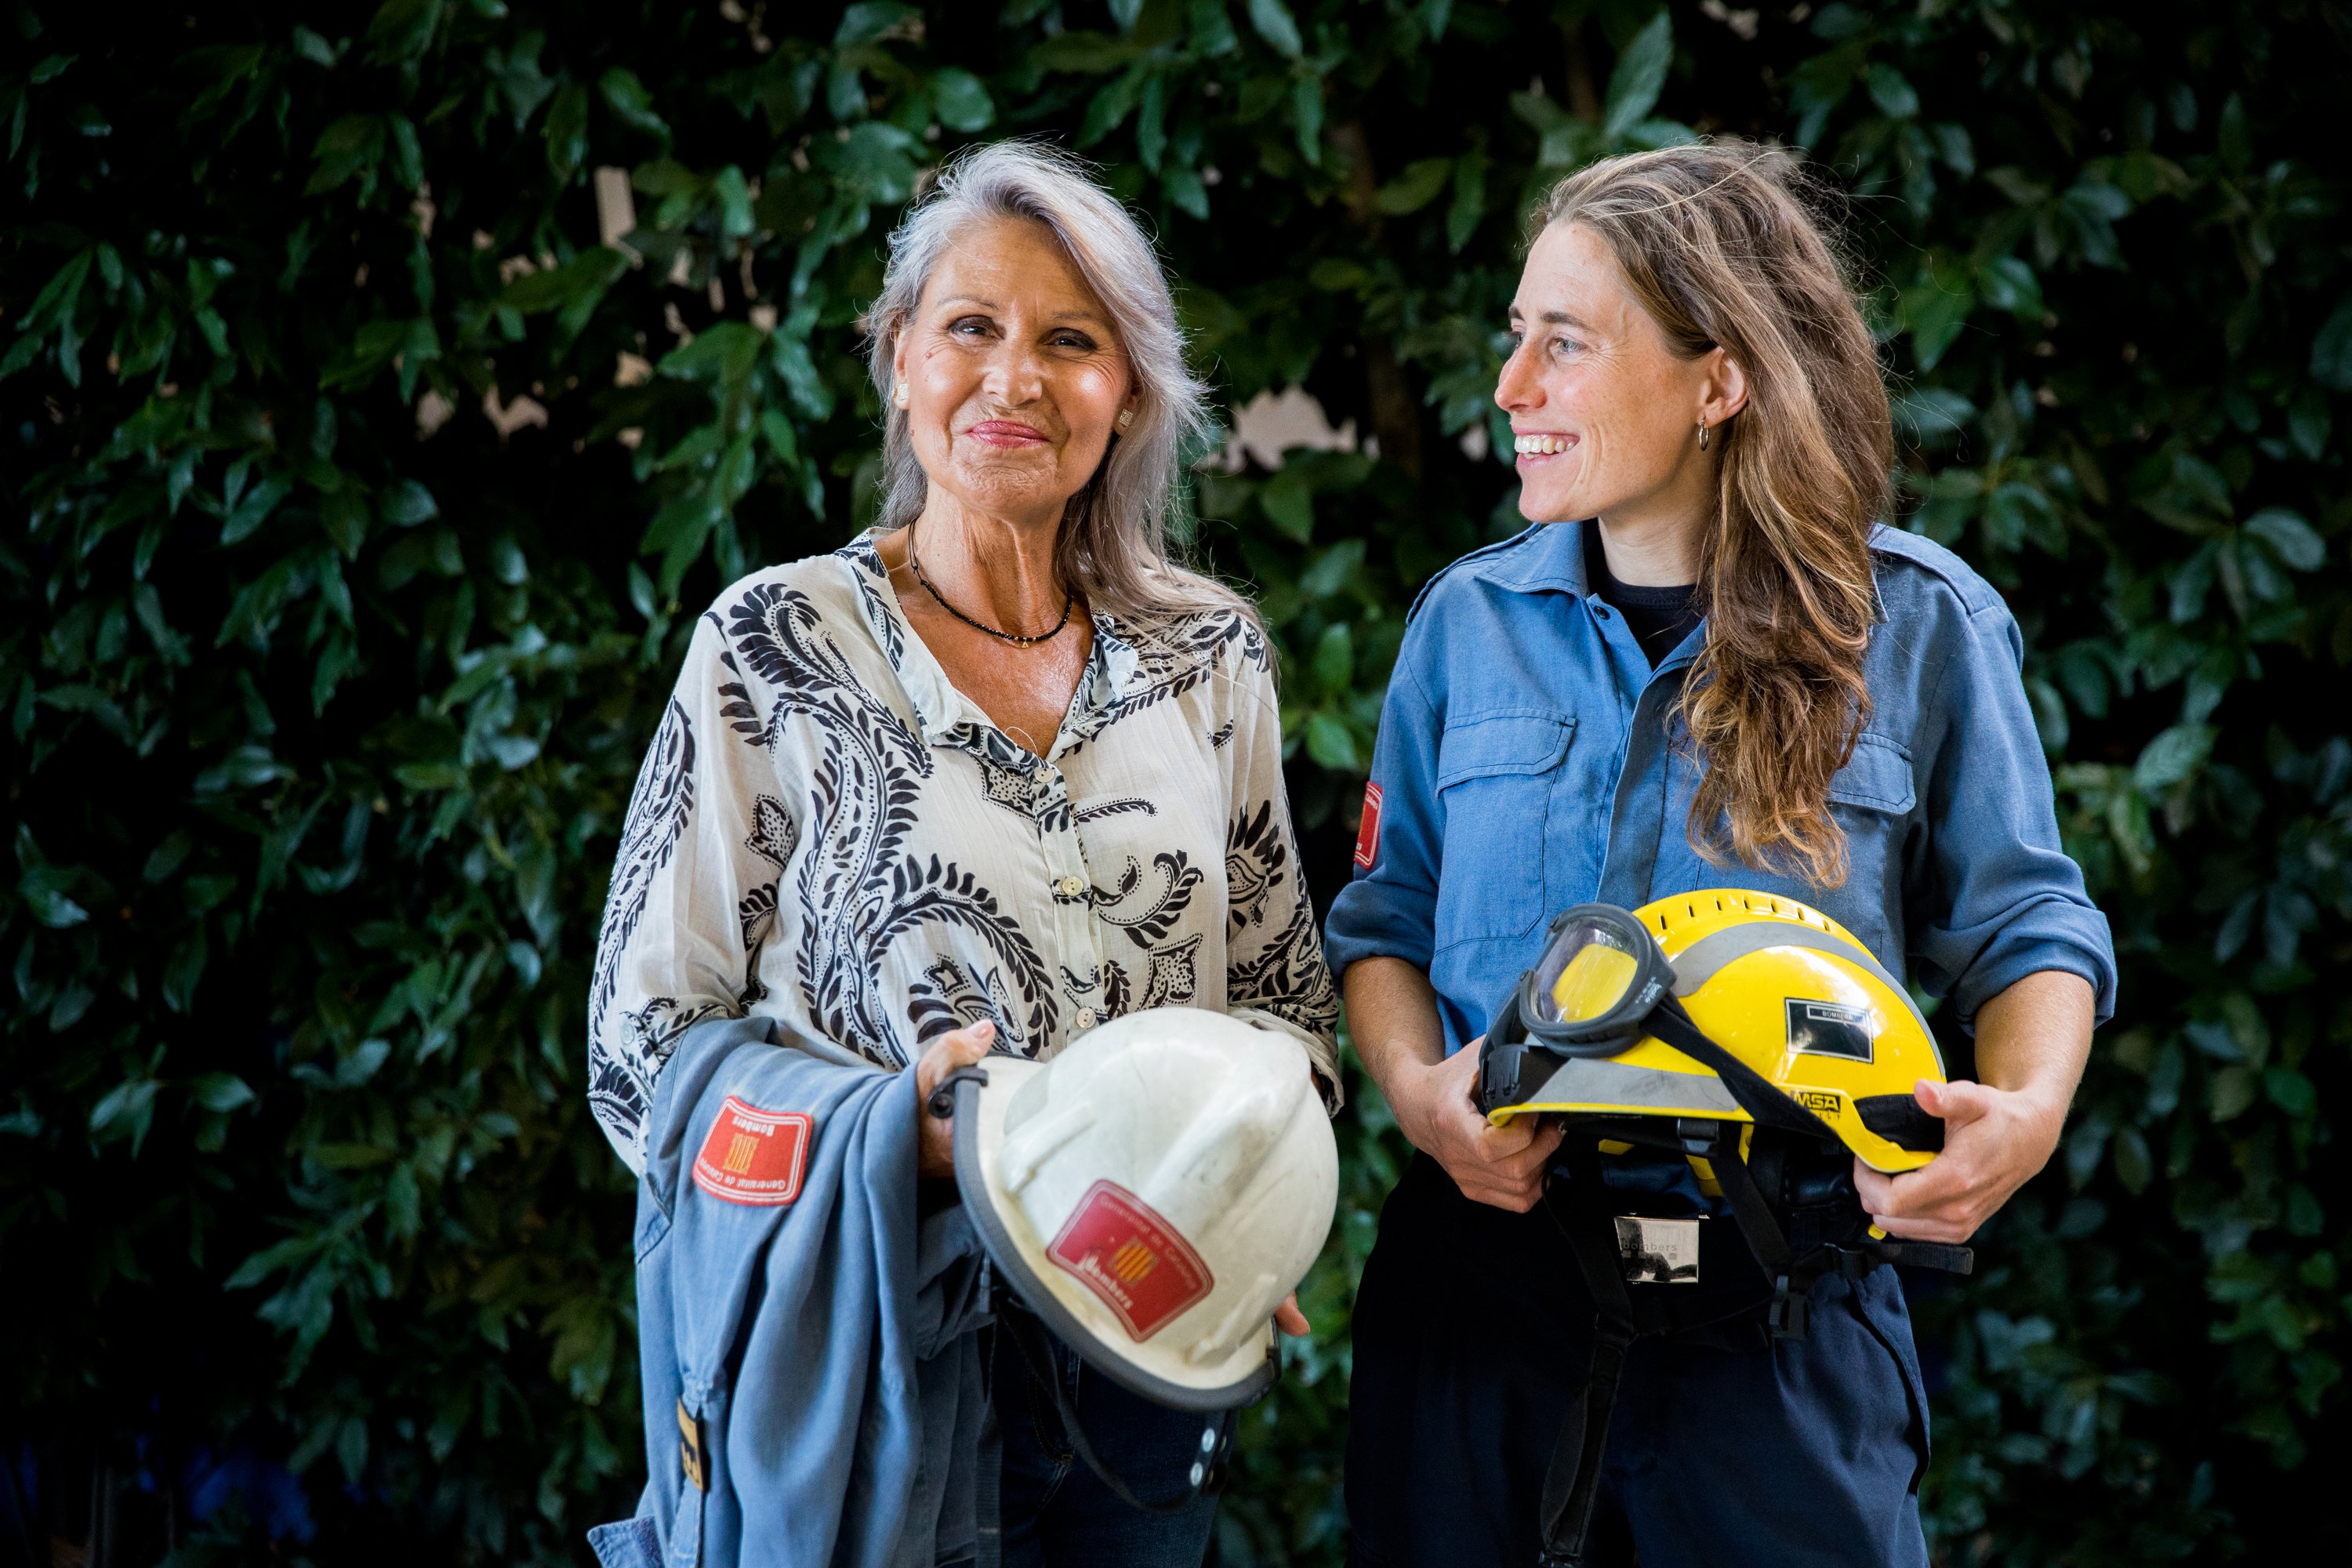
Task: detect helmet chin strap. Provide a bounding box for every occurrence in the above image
[994,1301,1240,1515]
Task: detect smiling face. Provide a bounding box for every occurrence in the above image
[892,215,1134,532]
[1496,222,1742,534]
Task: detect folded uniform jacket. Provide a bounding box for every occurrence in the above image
[589,1016,994,1568]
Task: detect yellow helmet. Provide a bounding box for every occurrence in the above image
[1477,890,1947,1174]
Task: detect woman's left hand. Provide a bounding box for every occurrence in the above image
[915,1019,996,1179]
[1853,970,2093,1244]
[1275,1292,1310,1336]
[1852,1077,2065,1244]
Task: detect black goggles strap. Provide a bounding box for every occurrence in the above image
[1640,998,1840,1145]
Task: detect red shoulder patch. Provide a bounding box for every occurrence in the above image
[1047,1180,1214,1342]
[691,1095,812,1207]
[1353,782,1383,870]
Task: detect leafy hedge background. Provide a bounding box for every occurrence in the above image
[5,0,2350,1563]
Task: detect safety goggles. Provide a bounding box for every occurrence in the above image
[1516,903,1677,1050]
[1479,902,1678,1115]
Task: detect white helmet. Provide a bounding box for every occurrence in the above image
[947,1007,1338,1410]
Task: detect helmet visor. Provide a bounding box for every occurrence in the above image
[1528,916,1645,1028]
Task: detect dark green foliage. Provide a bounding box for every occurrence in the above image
[4,2,2348,1562]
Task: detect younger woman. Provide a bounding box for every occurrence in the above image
[1325,143,2115,1566]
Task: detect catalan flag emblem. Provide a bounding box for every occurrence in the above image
[1046,1179,1213,1341]
[691,1096,812,1207]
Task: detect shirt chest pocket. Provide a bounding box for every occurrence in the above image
[1434,713,1574,948]
[1820,732,1918,959]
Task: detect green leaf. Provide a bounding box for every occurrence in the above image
[1310,621,1353,689]
[826,122,920,205]
[1299,538,1367,598]
[191,1073,256,1113]
[661,321,764,385]
[89,1079,159,1152]
[1864,62,1919,119]
[220,477,290,546]
[598,67,670,144]
[2209,1064,2258,1122]
[1163,163,1208,220]
[1894,387,1976,448]
[1079,67,1149,148]
[1029,31,1144,73]
[365,0,442,61]
[1261,472,1314,542]
[1976,255,2043,318]
[1374,158,1452,216]
[1446,153,1487,252]
[2134,724,2215,794]
[1900,268,1974,370]
[544,83,588,180]
[18,869,88,928]
[933,67,995,132]
[382,480,439,526]
[307,114,385,196]
[500,248,627,314]
[2263,1065,2318,1119]
[1247,0,1304,60]
[2245,508,2325,572]
[2309,299,2352,391]
[1304,710,1359,771]
[1602,11,1673,140]
[1291,74,1323,164]
[835,1,919,45]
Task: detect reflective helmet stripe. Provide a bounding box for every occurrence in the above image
[1665,922,1944,1078]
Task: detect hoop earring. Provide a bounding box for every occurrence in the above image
[1697,419,1710,452]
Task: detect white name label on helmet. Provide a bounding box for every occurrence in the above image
[1614,1217,1700,1284]
[1786,998,1878,1062]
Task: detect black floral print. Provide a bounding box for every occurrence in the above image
[587,534,1340,1173]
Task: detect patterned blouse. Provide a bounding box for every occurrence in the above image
[587,535,1342,1174]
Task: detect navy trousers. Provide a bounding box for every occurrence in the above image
[1345,1154,1932,1568]
[994,1324,1222,1568]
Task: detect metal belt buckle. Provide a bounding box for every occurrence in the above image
[1613,1216,1700,1283]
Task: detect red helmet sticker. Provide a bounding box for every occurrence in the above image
[1354,782,1383,870]
[691,1095,813,1207]
[1046,1179,1214,1341]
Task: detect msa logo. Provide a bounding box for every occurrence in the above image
[1795,1090,1842,1118]
[1786,999,1878,1063]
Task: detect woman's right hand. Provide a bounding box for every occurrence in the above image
[1393,1036,1562,1213]
[915,1019,997,1179]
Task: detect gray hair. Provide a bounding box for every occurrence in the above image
[862,140,1247,630]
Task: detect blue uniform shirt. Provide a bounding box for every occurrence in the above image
[1324,521,2117,1058]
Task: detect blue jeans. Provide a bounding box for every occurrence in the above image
[993,1323,1223,1568]
[1346,1153,1932,1568]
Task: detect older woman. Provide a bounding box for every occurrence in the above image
[588,141,1338,1566]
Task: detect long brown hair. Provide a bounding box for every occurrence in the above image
[1540,142,1892,888]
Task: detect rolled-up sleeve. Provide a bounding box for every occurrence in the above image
[1910,601,2118,1029]
[1324,627,1443,977]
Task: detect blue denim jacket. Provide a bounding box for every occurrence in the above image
[1324,521,2116,1058]
[590,1016,993,1568]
